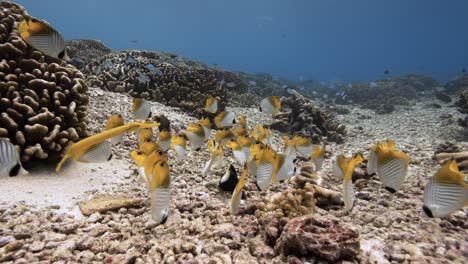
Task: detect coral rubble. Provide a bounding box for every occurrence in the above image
[270,90,346,143]
[65,39,112,71]
[0,1,89,163]
[445,73,468,94]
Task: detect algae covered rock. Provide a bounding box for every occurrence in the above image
[0,1,89,163]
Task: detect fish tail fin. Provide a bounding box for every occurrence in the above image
[56,153,72,172]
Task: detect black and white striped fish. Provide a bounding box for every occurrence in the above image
[0,139,28,177]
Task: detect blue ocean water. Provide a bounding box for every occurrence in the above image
[14,0,468,83]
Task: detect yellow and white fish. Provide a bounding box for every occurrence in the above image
[132,98,152,120]
[292,135,313,159]
[170,134,187,163]
[260,96,281,114]
[248,142,265,178]
[273,153,296,183]
[202,139,224,176]
[138,128,153,147]
[332,154,348,179]
[56,122,160,172]
[76,140,113,163]
[226,139,248,167]
[343,153,364,211]
[157,129,172,152]
[19,17,70,61]
[251,125,272,146]
[139,140,160,156]
[282,136,297,160]
[185,123,206,151]
[0,139,28,177]
[374,142,410,193]
[254,145,277,191]
[215,128,234,147]
[149,160,171,224]
[311,145,326,171]
[422,159,468,218]
[105,115,125,145]
[229,167,248,215]
[214,111,236,128]
[205,96,218,114]
[130,150,148,184]
[198,117,212,141]
[143,149,167,186]
[367,139,395,176]
[219,165,239,192]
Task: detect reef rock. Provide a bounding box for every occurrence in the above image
[83,50,252,116]
[0,1,89,163]
[445,73,468,94]
[457,88,468,128]
[79,194,144,216]
[274,215,360,262]
[270,90,346,143]
[66,39,112,71]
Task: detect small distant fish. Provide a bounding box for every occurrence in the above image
[170,134,187,163]
[248,80,257,86]
[226,82,236,88]
[229,167,248,215]
[202,139,224,176]
[130,39,138,44]
[214,111,236,129]
[215,128,234,147]
[105,115,125,145]
[56,122,160,172]
[157,129,171,152]
[462,67,466,74]
[384,69,390,75]
[311,145,326,171]
[422,159,468,218]
[281,85,288,89]
[0,139,28,177]
[374,142,409,193]
[132,98,151,120]
[260,96,281,114]
[185,123,206,151]
[369,82,378,88]
[19,17,70,61]
[343,153,364,211]
[219,165,239,192]
[138,128,153,147]
[205,96,218,114]
[198,117,212,141]
[149,160,171,224]
[152,115,171,131]
[139,140,160,156]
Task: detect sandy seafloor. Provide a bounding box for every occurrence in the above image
[0,87,467,263]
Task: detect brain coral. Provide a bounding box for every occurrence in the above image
[0,1,89,163]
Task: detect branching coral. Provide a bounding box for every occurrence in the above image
[0,1,89,163]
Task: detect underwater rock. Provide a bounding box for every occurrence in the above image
[65,39,112,71]
[270,90,346,143]
[79,194,144,216]
[456,88,468,128]
[375,104,395,115]
[445,73,468,94]
[0,1,89,163]
[435,152,468,173]
[434,141,462,154]
[274,215,360,262]
[434,92,451,103]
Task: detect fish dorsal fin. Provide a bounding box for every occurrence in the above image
[435,159,465,186]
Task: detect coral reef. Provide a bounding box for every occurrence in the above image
[335,74,440,113]
[270,90,346,143]
[0,1,89,163]
[274,215,360,262]
[83,50,239,115]
[435,141,462,154]
[445,73,468,94]
[65,39,112,71]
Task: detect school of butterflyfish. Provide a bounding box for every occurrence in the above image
[1,15,466,224]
